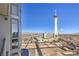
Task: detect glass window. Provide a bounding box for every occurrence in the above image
[12,42,19,49]
[11,5,18,16]
[12,19,18,37]
[12,23,18,37]
[12,39,19,49]
[12,19,18,24]
[12,39,18,43]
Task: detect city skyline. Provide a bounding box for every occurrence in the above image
[21,3,79,34]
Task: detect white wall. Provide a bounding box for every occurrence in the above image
[0,15,10,56]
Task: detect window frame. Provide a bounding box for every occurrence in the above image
[11,4,19,16]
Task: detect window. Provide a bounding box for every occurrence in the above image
[12,39,18,42]
[11,5,18,16]
[12,45,18,49]
[11,4,20,50]
[12,19,19,37]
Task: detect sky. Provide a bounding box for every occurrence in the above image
[21,3,79,34]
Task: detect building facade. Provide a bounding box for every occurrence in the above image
[0,3,21,56]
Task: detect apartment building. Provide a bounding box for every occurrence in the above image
[0,3,21,56]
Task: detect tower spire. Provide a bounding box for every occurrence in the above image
[55,8,57,16]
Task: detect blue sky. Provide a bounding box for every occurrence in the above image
[21,3,79,33]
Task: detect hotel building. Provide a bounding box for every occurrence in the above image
[0,3,21,56]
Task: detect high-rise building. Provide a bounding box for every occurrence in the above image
[0,3,21,56]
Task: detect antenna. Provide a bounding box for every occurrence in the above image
[55,8,57,16]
